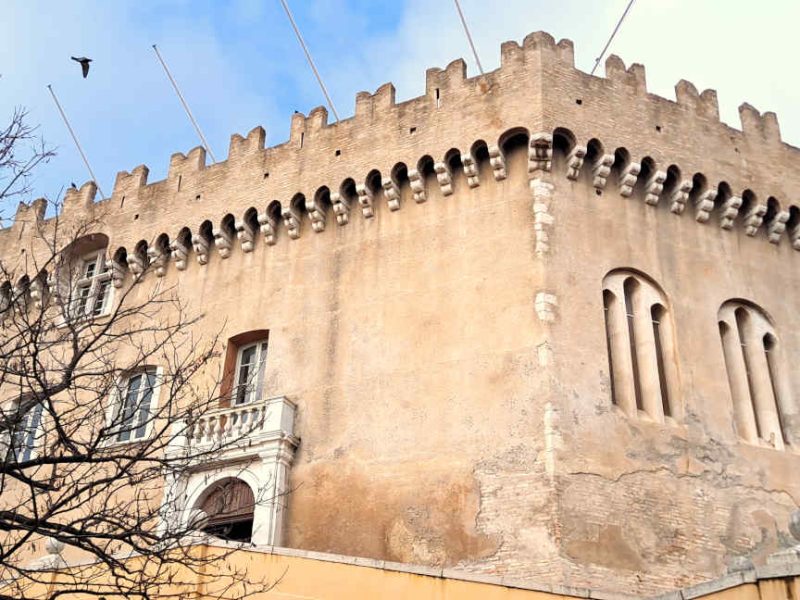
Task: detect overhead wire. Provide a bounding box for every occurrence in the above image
[47,84,106,199]
[152,44,218,163]
[453,0,484,76]
[278,0,340,122]
[590,0,636,76]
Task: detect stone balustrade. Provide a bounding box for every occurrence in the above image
[185,396,296,453]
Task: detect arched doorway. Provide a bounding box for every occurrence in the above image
[194,477,255,543]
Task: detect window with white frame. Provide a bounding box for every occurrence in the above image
[72,251,112,318]
[12,402,44,462]
[112,368,158,442]
[233,341,268,405]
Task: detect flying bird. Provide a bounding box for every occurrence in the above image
[71,56,92,78]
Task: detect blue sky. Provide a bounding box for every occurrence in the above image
[1,0,798,214]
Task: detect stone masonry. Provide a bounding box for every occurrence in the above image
[2,31,799,596]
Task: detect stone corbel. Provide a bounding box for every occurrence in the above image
[461,152,480,188]
[213,226,234,258]
[46,271,60,300]
[169,238,189,270]
[488,146,507,181]
[29,278,45,310]
[644,170,667,206]
[192,234,210,265]
[694,190,717,223]
[790,222,800,251]
[257,212,278,246]
[305,197,327,232]
[434,162,453,196]
[743,203,767,236]
[407,169,427,202]
[669,180,693,214]
[528,133,553,176]
[235,218,257,251]
[618,162,641,197]
[146,245,168,277]
[281,205,302,239]
[767,210,790,244]
[127,253,146,278]
[330,192,351,225]
[565,145,587,181]
[591,154,614,190]
[382,177,401,211]
[355,183,374,218]
[719,196,742,230]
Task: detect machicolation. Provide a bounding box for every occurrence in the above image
[2,30,799,288]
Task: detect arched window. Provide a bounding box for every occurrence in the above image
[718,300,790,449]
[602,270,679,422]
[194,478,255,543]
[60,234,113,319]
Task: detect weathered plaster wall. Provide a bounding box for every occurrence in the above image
[542,156,800,593]
[2,30,799,597]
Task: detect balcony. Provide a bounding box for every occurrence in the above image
[164,395,299,546]
[172,396,298,460]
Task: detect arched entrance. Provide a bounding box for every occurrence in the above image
[194,477,255,543]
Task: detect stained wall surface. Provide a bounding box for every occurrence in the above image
[2,31,799,596]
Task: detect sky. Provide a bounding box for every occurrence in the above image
[1,0,798,214]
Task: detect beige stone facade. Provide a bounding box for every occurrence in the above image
[3,31,800,596]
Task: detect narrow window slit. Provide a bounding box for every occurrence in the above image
[623,278,643,412]
[603,290,617,405]
[652,305,671,417]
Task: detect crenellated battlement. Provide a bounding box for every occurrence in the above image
[2,30,799,283]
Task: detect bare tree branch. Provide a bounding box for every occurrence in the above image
[0,110,281,599]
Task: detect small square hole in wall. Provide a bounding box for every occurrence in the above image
[596,189,602,196]
[409,127,417,134]
[335,149,341,156]
[195,194,201,201]
[134,214,139,221]
[655,125,662,132]
[263,172,270,179]
[575,99,583,105]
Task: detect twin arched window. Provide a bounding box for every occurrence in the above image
[718,301,790,449]
[602,270,679,422]
[602,270,793,449]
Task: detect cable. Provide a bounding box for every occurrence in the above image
[152,44,218,163]
[590,0,636,76]
[453,0,484,76]
[278,0,340,122]
[47,84,106,200]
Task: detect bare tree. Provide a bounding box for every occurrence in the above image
[0,108,55,215]
[0,114,281,599]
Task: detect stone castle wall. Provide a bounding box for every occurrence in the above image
[2,31,799,596]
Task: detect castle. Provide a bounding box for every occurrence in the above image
[2,30,800,598]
